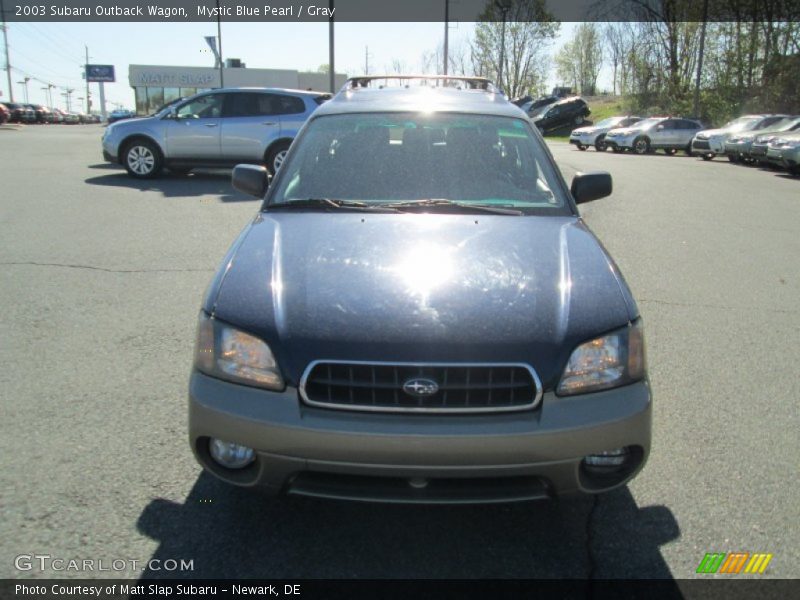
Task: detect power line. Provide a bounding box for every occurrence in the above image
[8,43,83,84]
[15,22,84,65]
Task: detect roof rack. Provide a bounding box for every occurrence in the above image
[342,75,497,93]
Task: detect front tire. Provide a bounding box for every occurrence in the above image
[574,115,584,125]
[266,141,291,175]
[123,140,163,179]
[577,144,587,151]
[595,136,608,152]
[701,153,715,161]
[664,148,678,155]
[633,137,650,155]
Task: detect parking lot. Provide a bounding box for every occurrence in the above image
[1,124,798,581]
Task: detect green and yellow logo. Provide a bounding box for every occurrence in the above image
[696,552,773,574]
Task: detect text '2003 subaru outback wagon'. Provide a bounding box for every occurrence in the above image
[190,76,651,504]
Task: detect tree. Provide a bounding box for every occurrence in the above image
[470,0,559,98]
[555,23,603,95]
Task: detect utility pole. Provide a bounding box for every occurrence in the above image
[0,0,13,102]
[443,0,449,75]
[328,0,335,92]
[84,45,91,113]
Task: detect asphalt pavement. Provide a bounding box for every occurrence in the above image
[0,126,797,583]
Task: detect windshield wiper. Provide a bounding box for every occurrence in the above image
[383,199,523,216]
[267,198,399,212]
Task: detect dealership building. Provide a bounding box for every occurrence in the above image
[129,64,348,114]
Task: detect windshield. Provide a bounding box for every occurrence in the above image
[722,116,760,131]
[628,118,662,130]
[595,117,626,128]
[771,117,800,132]
[528,104,553,117]
[268,113,568,214]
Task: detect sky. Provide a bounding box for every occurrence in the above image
[1,21,588,111]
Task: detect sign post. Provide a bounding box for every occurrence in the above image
[85,64,115,121]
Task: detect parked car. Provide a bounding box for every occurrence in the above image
[189,75,650,503]
[569,116,643,151]
[4,102,35,123]
[102,87,331,178]
[520,95,561,114]
[27,104,51,123]
[604,118,661,153]
[80,113,102,124]
[726,116,800,164]
[530,96,590,132]
[62,112,81,124]
[691,114,789,160]
[0,103,9,124]
[50,109,66,123]
[765,133,800,174]
[107,109,136,124]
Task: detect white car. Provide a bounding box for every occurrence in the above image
[691,115,789,160]
[569,116,643,151]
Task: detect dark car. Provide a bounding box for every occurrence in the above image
[0,103,9,124]
[28,104,51,124]
[4,102,35,124]
[188,75,651,504]
[530,96,591,132]
[107,109,136,124]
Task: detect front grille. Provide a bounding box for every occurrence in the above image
[299,361,542,414]
[693,139,710,149]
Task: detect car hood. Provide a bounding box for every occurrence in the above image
[696,128,731,138]
[572,126,597,135]
[209,213,637,388]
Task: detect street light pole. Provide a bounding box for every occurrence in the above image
[84,45,91,113]
[17,76,29,102]
[328,0,335,93]
[216,0,224,87]
[693,0,709,119]
[443,0,449,75]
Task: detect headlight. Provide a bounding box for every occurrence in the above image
[785,140,800,149]
[194,312,284,390]
[557,320,646,396]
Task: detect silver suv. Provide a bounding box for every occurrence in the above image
[606,117,702,155]
[101,88,330,178]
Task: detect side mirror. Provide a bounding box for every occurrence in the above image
[232,164,270,197]
[571,171,612,204]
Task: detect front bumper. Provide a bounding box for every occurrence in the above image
[724,141,751,158]
[569,133,595,146]
[766,148,786,164]
[781,148,799,170]
[188,371,652,502]
[606,136,635,150]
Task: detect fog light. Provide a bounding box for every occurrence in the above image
[209,438,255,469]
[584,447,629,467]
